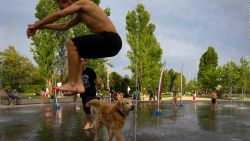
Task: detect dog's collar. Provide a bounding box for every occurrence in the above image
[117,108,125,117]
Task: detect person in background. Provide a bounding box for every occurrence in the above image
[172,91,178,107]
[211,90,217,110]
[193,91,197,101]
[80,58,104,130]
[148,87,155,101]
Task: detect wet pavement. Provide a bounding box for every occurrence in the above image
[0,100,250,141]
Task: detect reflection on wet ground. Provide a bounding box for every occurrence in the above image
[0,100,250,141]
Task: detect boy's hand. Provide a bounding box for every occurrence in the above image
[27,24,37,38]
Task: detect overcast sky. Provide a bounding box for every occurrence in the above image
[0,0,249,81]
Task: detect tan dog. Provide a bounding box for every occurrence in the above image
[87,94,134,141]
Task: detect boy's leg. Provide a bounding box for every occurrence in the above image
[58,39,85,93]
[84,114,94,130]
[83,98,94,130]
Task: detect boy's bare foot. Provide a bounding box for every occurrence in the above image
[58,83,85,93]
[84,122,93,130]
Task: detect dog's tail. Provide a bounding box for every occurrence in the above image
[87,99,102,110]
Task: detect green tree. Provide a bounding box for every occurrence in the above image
[216,66,224,92]
[186,79,198,94]
[238,57,250,95]
[31,0,68,90]
[167,69,177,91]
[109,73,132,94]
[173,72,186,93]
[163,69,171,93]
[198,47,219,92]
[126,4,162,91]
[109,72,123,92]
[0,46,43,92]
[219,60,240,94]
[121,76,131,94]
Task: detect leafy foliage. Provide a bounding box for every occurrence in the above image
[30,0,68,90]
[198,47,218,92]
[173,72,186,92]
[0,46,43,92]
[126,4,162,91]
[217,58,250,94]
[186,79,198,93]
[238,57,250,94]
[109,72,131,93]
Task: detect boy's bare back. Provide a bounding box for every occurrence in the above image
[75,0,117,33]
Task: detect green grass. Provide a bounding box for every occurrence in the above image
[19,93,41,99]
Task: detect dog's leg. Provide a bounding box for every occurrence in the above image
[107,127,115,141]
[94,121,103,141]
[115,130,125,141]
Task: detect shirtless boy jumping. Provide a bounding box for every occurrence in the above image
[27,0,122,95]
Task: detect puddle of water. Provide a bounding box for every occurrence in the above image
[0,101,249,141]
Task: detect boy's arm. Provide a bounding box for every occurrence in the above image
[40,16,80,30]
[34,1,82,29]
